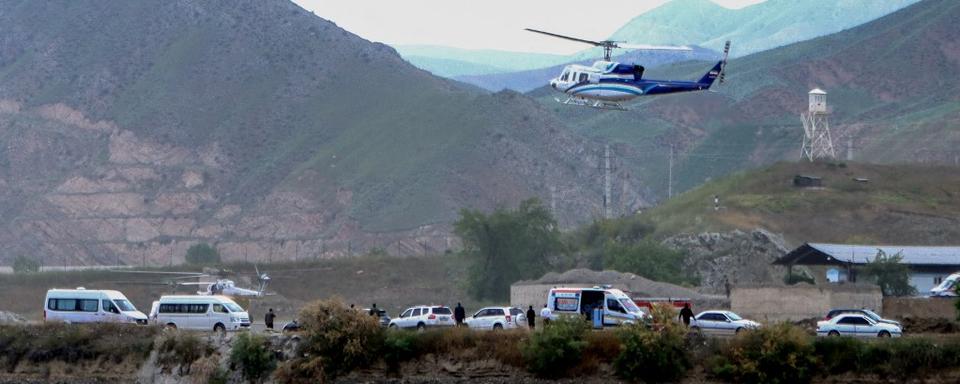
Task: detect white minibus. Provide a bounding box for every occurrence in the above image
[156,295,250,332]
[547,286,647,326]
[44,288,148,325]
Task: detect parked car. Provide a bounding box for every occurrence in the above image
[817,313,902,338]
[825,308,901,327]
[363,308,392,327]
[45,288,148,325]
[155,295,250,332]
[388,305,454,330]
[691,310,760,335]
[464,307,525,330]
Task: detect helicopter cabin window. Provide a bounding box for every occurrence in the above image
[560,71,568,81]
[579,73,588,83]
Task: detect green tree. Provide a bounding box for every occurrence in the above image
[12,256,40,274]
[603,241,698,286]
[861,250,916,296]
[185,243,221,265]
[454,198,561,301]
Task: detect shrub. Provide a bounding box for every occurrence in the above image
[229,332,276,383]
[710,323,817,384]
[0,323,157,372]
[521,316,589,378]
[155,331,215,374]
[285,299,383,380]
[11,255,40,274]
[813,336,865,374]
[614,303,690,383]
[382,330,419,371]
[185,243,221,265]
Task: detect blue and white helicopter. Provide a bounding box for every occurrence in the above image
[526,29,730,110]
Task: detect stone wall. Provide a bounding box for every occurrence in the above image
[731,284,882,322]
[883,297,958,320]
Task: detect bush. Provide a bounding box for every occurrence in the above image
[813,336,865,374]
[155,331,215,374]
[521,316,589,378]
[0,323,157,372]
[382,330,419,371]
[710,323,817,384]
[285,299,383,380]
[614,304,690,383]
[229,332,276,383]
[185,243,221,265]
[11,255,40,274]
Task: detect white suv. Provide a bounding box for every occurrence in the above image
[389,305,454,330]
[465,306,526,330]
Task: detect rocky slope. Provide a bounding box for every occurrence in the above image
[0,0,651,265]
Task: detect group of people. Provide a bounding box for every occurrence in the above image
[451,303,554,329]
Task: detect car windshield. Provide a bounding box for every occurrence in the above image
[861,309,881,320]
[114,300,136,312]
[726,312,743,321]
[432,307,452,315]
[619,298,641,313]
[224,303,243,312]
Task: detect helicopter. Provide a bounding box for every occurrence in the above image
[109,266,273,297]
[525,28,730,110]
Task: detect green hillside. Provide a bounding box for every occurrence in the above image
[646,162,960,245]
[393,45,570,77]
[533,0,960,203]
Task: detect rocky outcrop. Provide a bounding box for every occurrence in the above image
[662,229,790,294]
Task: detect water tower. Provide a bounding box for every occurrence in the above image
[800,88,836,161]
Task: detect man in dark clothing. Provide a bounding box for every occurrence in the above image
[265,308,276,330]
[454,302,466,327]
[678,303,694,326]
[369,303,379,316]
[526,305,536,330]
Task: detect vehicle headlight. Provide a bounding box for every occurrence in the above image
[230,317,239,322]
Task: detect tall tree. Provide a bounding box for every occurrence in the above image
[454,198,561,300]
[861,250,916,296]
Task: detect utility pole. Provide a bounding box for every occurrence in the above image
[603,144,612,219]
[550,185,557,216]
[846,137,853,161]
[668,144,674,198]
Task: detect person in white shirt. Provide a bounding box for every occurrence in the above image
[540,304,552,327]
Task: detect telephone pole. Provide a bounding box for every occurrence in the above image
[846,138,853,161]
[603,144,612,219]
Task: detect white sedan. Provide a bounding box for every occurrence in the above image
[817,314,902,338]
[691,310,760,335]
[464,307,526,330]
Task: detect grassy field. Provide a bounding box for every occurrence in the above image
[0,254,498,322]
[644,161,960,246]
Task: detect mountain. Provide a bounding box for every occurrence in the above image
[393,45,570,77]
[531,0,960,202]
[454,46,719,92]
[393,0,918,80]
[0,0,649,266]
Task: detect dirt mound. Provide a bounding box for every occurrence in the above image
[901,317,960,334]
[521,269,707,300]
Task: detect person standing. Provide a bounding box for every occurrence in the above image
[526,305,536,330]
[540,304,552,326]
[454,302,466,327]
[369,303,378,316]
[265,308,276,330]
[678,303,694,327]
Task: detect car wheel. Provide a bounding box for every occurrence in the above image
[735,327,744,334]
[878,330,891,338]
[213,323,225,334]
[493,323,503,331]
[828,330,840,337]
[165,323,177,330]
[690,326,701,334]
[417,323,426,332]
[389,324,398,330]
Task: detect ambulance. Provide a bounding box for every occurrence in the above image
[546,286,647,326]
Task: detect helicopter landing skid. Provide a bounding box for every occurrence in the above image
[554,97,627,111]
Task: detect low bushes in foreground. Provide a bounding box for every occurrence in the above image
[0,323,157,372]
[614,304,691,383]
[521,316,589,378]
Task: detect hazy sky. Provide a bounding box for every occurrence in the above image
[293,0,767,54]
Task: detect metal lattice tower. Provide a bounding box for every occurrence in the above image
[800,88,836,161]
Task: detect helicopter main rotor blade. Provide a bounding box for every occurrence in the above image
[618,43,693,51]
[524,28,607,47]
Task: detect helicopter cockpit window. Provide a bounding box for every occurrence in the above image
[579,73,588,83]
[561,72,568,81]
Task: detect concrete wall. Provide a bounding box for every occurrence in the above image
[883,297,958,320]
[731,284,882,322]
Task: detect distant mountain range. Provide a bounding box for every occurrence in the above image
[396,0,920,85]
[0,0,646,265]
[532,0,960,200]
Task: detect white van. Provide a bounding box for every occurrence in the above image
[156,295,250,332]
[44,288,148,325]
[547,286,647,326]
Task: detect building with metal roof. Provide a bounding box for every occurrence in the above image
[774,243,960,294]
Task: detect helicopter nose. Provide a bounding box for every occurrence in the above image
[550,79,558,89]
